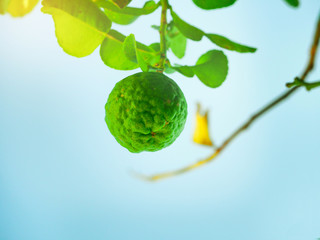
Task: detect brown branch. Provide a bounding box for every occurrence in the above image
[301,14,320,80]
[140,11,320,182]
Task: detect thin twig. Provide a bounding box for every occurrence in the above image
[140,11,320,181]
[301,14,320,80]
[286,78,320,91]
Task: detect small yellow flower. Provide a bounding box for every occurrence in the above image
[193,103,213,146]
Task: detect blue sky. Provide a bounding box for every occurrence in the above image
[1,0,320,239]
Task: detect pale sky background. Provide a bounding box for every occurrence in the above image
[1,0,320,239]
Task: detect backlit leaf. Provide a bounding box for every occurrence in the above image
[123,34,148,72]
[111,0,131,8]
[164,64,176,74]
[172,65,194,78]
[103,4,138,25]
[166,23,187,58]
[151,24,160,30]
[170,9,256,54]
[168,50,228,88]
[6,0,39,17]
[42,0,111,57]
[123,34,138,62]
[149,42,160,52]
[100,30,139,70]
[100,30,158,70]
[170,34,187,58]
[192,0,236,10]
[192,50,228,88]
[284,0,299,7]
[0,0,10,14]
[96,0,158,25]
[170,9,204,41]
[123,34,161,72]
[136,46,161,70]
[205,33,256,53]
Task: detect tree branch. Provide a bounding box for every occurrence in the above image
[139,10,320,182]
[287,78,320,91]
[301,14,320,80]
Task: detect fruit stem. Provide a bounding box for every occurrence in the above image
[158,0,169,73]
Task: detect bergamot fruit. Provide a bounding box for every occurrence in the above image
[105,72,187,153]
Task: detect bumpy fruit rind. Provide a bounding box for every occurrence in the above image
[105,72,187,153]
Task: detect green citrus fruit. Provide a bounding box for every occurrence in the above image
[105,72,188,153]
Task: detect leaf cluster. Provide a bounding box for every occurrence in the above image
[1,0,300,88]
[39,0,260,88]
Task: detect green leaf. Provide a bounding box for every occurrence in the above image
[173,65,195,78]
[6,0,39,17]
[192,0,236,10]
[123,34,138,62]
[205,33,256,53]
[151,25,160,30]
[102,1,137,25]
[164,64,176,74]
[100,30,139,70]
[164,59,194,77]
[96,0,159,25]
[136,45,161,70]
[170,9,204,41]
[284,0,299,7]
[110,0,131,8]
[170,11,256,54]
[100,30,159,71]
[42,0,111,58]
[0,0,10,14]
[166,23,187,58]
[168,51,228,87]
[123,34,161,72]
[124,34,149,72]
[149,42,160,52]
[192,50,228,88]
[170,33,187,58]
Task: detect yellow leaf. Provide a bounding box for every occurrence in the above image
[0,0,10,14]
[7,0,39,17]
[193,103,213,146]
[42,0,111,58]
